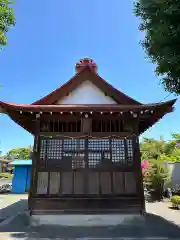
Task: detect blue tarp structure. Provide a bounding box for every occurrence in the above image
[10,160,32,194]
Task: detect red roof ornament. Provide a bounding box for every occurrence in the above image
[75,58,97,73]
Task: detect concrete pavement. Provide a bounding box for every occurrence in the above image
[0,195,179,239]
[0,194,28,222]
[146,201,180,227]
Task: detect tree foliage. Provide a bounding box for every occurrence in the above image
[140,136,166,160]
[141,133,180,199]
[134,0,180,94]
[145,160,170,200]
[140,133,180,162]
[0,0,15,47]
[6,146,33,160]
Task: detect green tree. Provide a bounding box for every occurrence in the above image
[145,161,170,200]
[140,136,166,160]
[134,0,180,94]
[0,0,15,47]
[164,133,180,156]
[6,147,33,160]
[140,133,180,162]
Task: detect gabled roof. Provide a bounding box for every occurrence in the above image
[33,59,141,105]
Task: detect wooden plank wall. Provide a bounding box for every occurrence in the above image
[36,171,137,195]
[33,136,140,198]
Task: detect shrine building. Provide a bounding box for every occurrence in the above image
[0,58,176,221]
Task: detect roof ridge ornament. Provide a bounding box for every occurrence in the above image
[75,58,97,73]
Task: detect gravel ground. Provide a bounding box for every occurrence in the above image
[0,179,11,187]
[0,195,179,239]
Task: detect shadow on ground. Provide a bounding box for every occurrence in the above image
[0,212,180,239]
[0,199,28,223]
[168,206,179,211]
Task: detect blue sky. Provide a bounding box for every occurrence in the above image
[0,0,179,154]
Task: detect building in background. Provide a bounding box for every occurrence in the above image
[0,158,10,173]
[9,160,32,193]
[165,162,180,189]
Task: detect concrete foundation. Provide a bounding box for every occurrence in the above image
[30,214,145,227]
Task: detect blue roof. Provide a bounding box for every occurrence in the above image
[9,160,32,166]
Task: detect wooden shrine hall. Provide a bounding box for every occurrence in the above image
[0,58,176,216]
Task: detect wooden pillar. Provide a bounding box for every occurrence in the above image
[28,114,40,214]
[133,119,145,214]
[135,136,145,214]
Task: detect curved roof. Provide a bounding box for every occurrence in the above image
[32,64,141,105]
[0,99,176,112]
[0,99,177,135]
[0,58,177,135]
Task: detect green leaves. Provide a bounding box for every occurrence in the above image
[144,160,170,200]
[134,0,180,94]
[140,136,166,160]
[6,147,33,160]
[0,0,15,47]
[140,133,180,162]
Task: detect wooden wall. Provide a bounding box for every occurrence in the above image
[36,171,136,196]
[29,131,144,214]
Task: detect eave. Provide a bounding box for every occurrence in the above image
[0,99,177,135]
[0,99,176,113]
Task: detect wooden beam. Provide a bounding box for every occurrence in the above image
[39,132,136,138]
[35,166,135,172]
[0,106,6,113]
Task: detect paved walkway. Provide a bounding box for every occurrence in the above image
[0,194,28,222]
[0,195,179,239]
[146,201,180,227]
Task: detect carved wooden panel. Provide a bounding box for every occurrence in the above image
[87,172,99,194]
[37,172,48,194]
[72,154,85,169]
[74,172,84,194]
[39,137,135,168]
[100,172,111,194]
[126,139,134,165]
[40,139,63,166]
[88,139,110,151]
[113,172,124,194]
[49,172,60,194]
[61,172,73,194]
[63,139,85,151]
[88,139,110,168]
[111,139,125,164]
[125,172,136,194]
